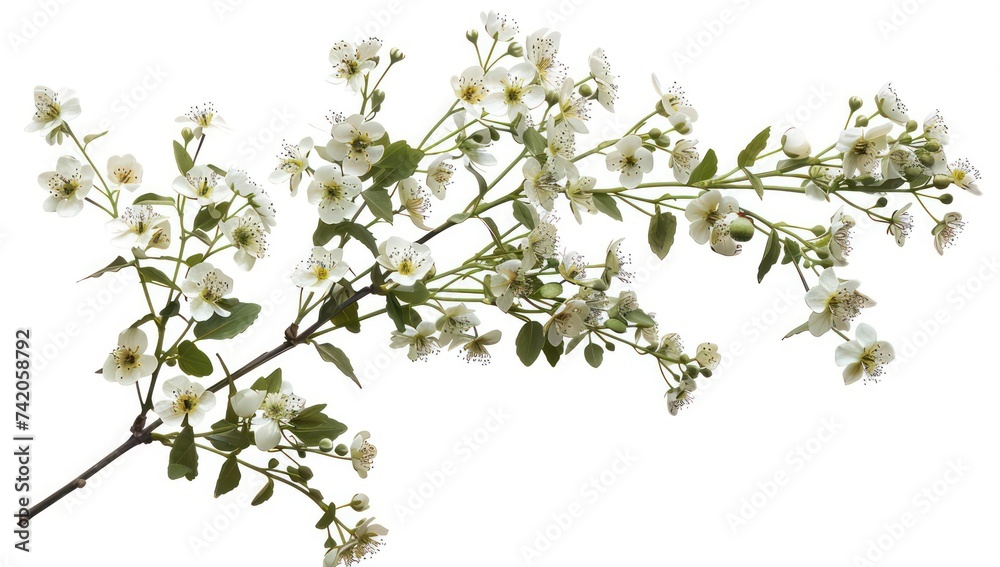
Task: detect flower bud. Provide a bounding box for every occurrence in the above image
[685,364,699,378]
[903,165,925,179]
[507,42,523,57]
[370,89,385,107]
[815,248,830,259]
[334,443,348,456]
[905,119,918,133]
[874,197,889,208]
[268,458,279,469]
[896,133,911,145]
[578,84,593,98]
[917,151,935,168]
[319,438,334,452]
[781,127,811,159]
[648,127,662,140]
[810,225,826,237]
[933,174,952,189]
[849,96,863,112]
[939,193,954,205]
[729,217,755,242]
[674,122,692,135]
[679,354,690,364]
[657,133,671,146]
[309,488,324,500]
[466,29,479,43]
[924,140,941,153]
[700,368,713,377]
[181,127,194,144]
[298,466,314,481]
[544,90,560,107]
[854,115,869,127]
[389,48,405,63]
[351,493,370,511]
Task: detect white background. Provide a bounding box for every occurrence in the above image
[2,0,998,565]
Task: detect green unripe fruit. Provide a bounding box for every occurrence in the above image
[933,174,952,189]
[729,217,755,242]
[578,84,593,97]
[335,444,348,456]
[940,193,954,205]
[319,438,334,452]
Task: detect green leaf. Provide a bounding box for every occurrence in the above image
[532,282,564,299]
[82,130,109,148]
[742,168,766,200]
[781,238,802,265]
[624,309,656,328]
[138,266,181,291]
[512,200,536,229]
[318,283,361,333]
[160,297,181,319]
[313,221,378,255]
[314,343,361,388]
[584,343,604,368]
[687,149,718,185]
[193,202,230,232]
[251,477,275,506]
[214,454,242,497]
[177,340,213,377]
[783,321,811,339]
[392,282,430,305]
[205,421,246,452]
[522,127,547,156]
[515,321,545,366]
[361,187,394,222]
[315,504,338,530]
[132,193,176,206]
[737,127,771,168]
[287,410,348,445]
[194,302,261,341]
[385,294,407,332]
[167,425,199,481]
[757,229,782,283]
[80,256,133,282]
[604,318,627,333]
[542,339,562,367]
[647,211,677,260]
[173,140,194,174]
[592,193,622,221]
[368,140,424,188]
[207,164,228,177]
[465,163,490,197]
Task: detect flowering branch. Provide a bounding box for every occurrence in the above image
[24,11,979,565]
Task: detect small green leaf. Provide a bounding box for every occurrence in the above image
[251,477,275,506]
[80,256,133,282]
[214,454,242,497]
[532,282,564,299]
[604,318,627,333]
[173,140,194,174]
[315,504,338,530]
[687,149,718,185]
[313,221,379,256]
[522,127,548,156]
[167,425,199,481]
[757,230,782,283]
[361,187,394,222]
[314,343,361,388]
[194,302,261,341]
[515,321,545,366]
[368,141,424,188]
[177,340,213,377]
[584,343,604,368]
[783,321,811,339]
[160,298,181,319]
[742,168,766,200]
[138,266,181,291]
[647,210,677,260]
[83,130,109,147]
[287,409,348,445]
[385,294,406,332]
[542,339,562,367]
[781,238,802,265]
[193,202,230,232]
[592,193,622,221]
[737,127,771,168]
[132,193,176,206]
[392,282,430,305]
[512,200,536,229]
[624,309,656,328]
[465,163,490,197]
